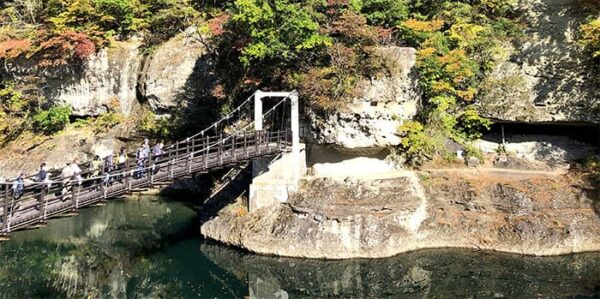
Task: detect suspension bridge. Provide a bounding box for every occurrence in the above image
[0,91,301,238]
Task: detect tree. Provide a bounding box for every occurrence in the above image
[230,0,331,66]
[357,0,408,28]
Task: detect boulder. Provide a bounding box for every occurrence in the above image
[309,47,420,151]
[141,27,219,113]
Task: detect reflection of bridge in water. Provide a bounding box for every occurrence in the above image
[0,91,301,237]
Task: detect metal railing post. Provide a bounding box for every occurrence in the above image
[125,161,131,192]
[2,184,8,234]
[244,133,248,159]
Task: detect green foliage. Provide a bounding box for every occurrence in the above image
[580,17,600,58]
[392,0,520,164]
[32,105,72,135]
[0,84,26,113]
[93,0,141,34]
[457,108,492,140]
[230,0,331,66]
[139,110,171,139]
[354,0,409,27]
[397,121,440,164]
[95,112,123,133]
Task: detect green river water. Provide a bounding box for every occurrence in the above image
[0,196,599,298]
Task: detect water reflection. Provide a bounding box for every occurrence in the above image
[199,242,600,298]
[0,197,599,298]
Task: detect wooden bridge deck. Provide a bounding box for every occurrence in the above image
[0,130,290,236]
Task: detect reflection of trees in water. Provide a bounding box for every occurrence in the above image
[200,242,600,298]
[0,198,197,298]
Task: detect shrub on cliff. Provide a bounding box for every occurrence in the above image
[32,105,72,135]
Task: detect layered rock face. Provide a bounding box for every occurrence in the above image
[1,28,215,117]
[45,41,144,117]
[478,0,600,123]
[309,47,420,151]
[201,168,600,259]
[2,41,143,116]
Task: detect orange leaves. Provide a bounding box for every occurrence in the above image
[207,14,230,36]
[418,47,478,102]
[0,39,32,59]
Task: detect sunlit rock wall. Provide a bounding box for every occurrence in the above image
[477,0,600,123]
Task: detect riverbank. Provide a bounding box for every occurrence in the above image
[201,163,600,259]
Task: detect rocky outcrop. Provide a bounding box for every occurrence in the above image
[43,41,144,117]
[478,0,600,124]
[1,28,219,117]
[309,47,420,151]
[2,41,144,117]
[141,27,218,113]
[201,168,600,259]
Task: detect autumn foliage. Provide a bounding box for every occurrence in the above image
[38,31,96,67]
[0,39,31,60]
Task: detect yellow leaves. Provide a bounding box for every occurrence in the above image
[418,47,437,58]
[580,18,600,58]
[448,23,488,48]
[401,19,444,32]
[457,87,477,102]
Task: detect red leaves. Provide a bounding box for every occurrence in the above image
[0,39,32,59]
[38,30,97,67]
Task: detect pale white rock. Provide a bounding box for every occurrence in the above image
[310,47,420,151]
[44,41,143,116]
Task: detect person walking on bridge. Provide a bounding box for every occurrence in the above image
[152,141,164,174]
[135,143,148,179]
[71,158,83,186]
[36,163,49,190]
[61,162,74,197]
[117,148,128,182]
[90,155,102,185]
[12,173,25,199]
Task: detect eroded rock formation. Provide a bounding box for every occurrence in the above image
[201,169,600,258]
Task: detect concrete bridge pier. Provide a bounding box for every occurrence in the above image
[249,91,305,212]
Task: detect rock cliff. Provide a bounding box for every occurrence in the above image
[2,41,143,117]
[141,27,217,113]
[1,28,215,117]
[308,47,420,151]
[478,0,600,124]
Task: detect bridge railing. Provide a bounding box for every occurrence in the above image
[0,129,291,235]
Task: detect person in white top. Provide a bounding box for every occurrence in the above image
[71,158,83,185]
[61,162,74,196]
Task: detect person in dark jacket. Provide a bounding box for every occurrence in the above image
[12,173,24,199]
